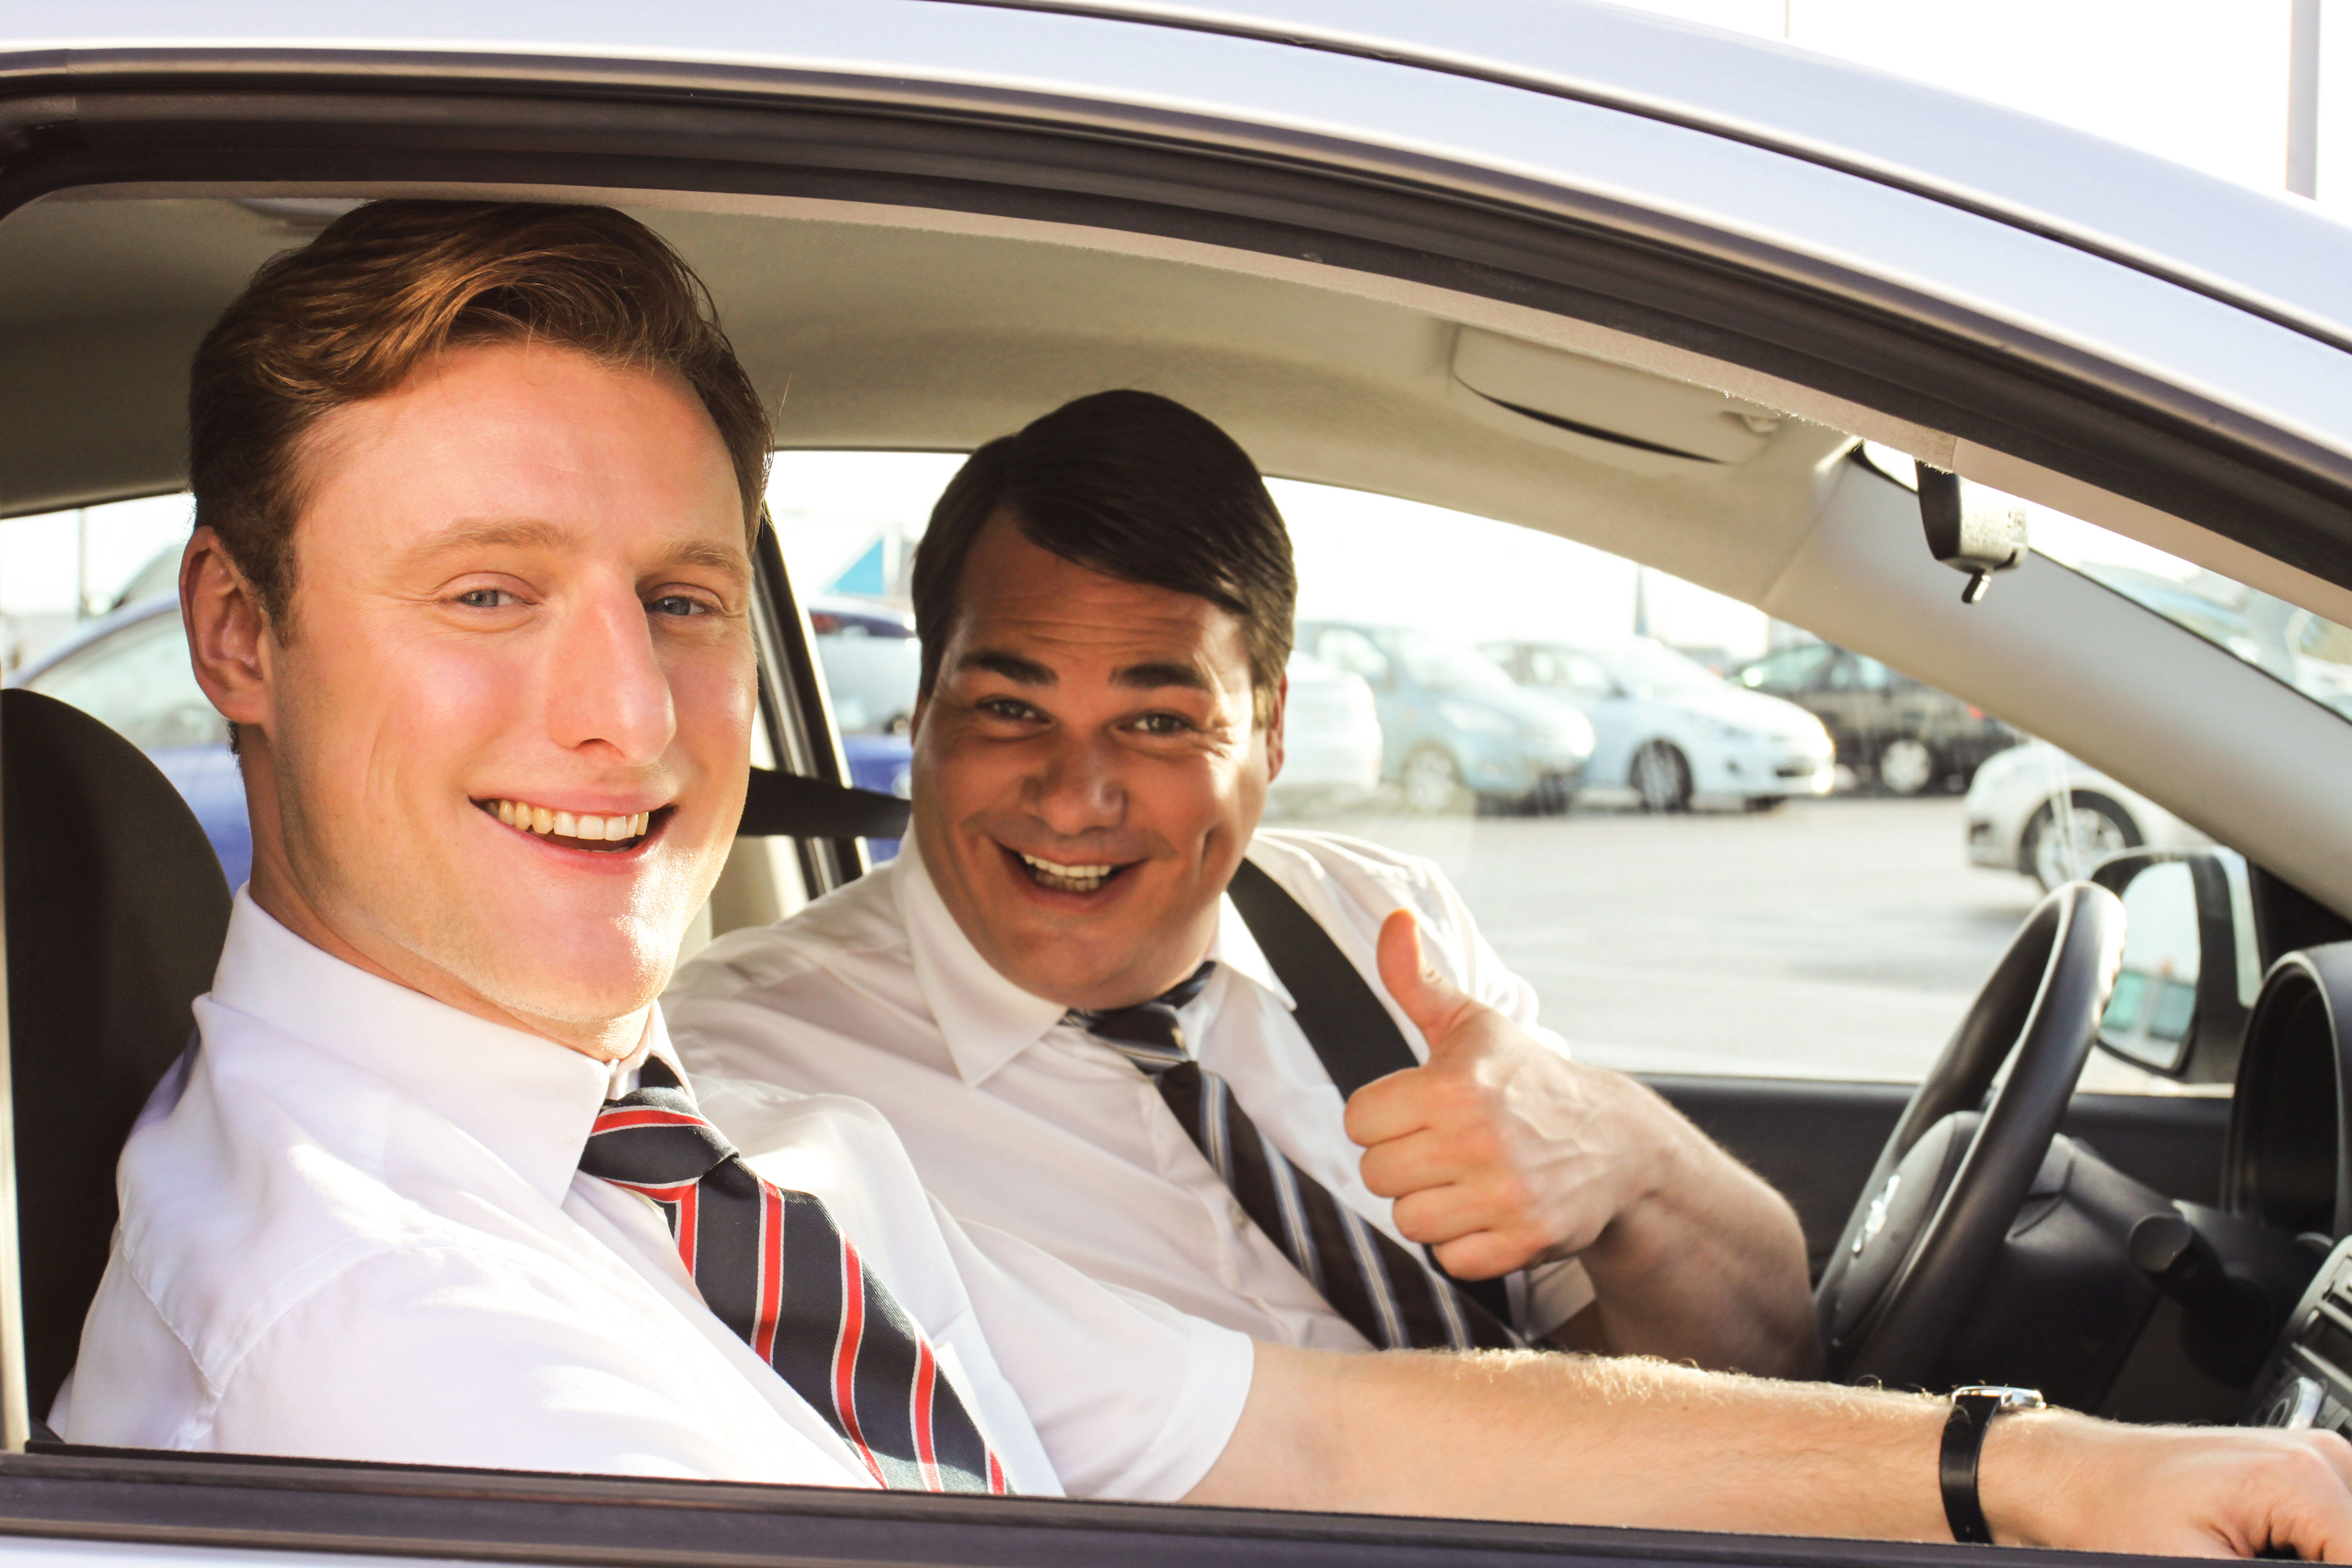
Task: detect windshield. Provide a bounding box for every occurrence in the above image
[1860,443,2352,725]
[1391,630,1517,694]
[1592,639,1721,694]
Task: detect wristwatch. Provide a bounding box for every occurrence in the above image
[1941,1386,2046,1544]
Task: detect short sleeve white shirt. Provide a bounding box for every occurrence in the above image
[59,893,1251,1501]
[667,830,1594,1350]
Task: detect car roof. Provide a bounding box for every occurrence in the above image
[3,592,177,688]
[11,0,2346,355]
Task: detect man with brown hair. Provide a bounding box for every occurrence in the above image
[63,198,2352,1555]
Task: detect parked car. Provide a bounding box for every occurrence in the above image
[1483,637,1832,812]
[806,595,916,856]
[1732,642,2021,795]
[1267,649,1382,813]
[1965,740,2208,890]
[1296,622,1594,812]
[5,594,249,886]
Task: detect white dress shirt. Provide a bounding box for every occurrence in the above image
[60,893,1251,1501]
[668,830,1594,1351]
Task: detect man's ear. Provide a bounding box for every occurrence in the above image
[1261,672,1288,784]
[181,527,276,732]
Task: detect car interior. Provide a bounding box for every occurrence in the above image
[9,170,2352,1550]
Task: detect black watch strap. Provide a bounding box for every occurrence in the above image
[1941,1387,2045,1544]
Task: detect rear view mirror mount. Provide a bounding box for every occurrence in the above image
[2088,848,2259,1082]
[1916,463,2027,604]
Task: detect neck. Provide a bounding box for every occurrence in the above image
[244,854,650,1063]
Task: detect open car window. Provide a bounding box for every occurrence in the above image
[766,452,2216,1094]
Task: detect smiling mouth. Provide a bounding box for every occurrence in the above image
[480,797,664,854]
[1009,847,1135,895]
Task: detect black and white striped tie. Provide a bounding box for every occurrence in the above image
[1067,964,1521,1351]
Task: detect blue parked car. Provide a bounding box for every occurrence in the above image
[8,593,252,886]
[1295,622,1593,813]
[806,595,917,858]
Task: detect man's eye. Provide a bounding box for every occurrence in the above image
[979,698,1035,721]
[648,594,708,618]
[455,588,511,610]
[1133,713,1194,735]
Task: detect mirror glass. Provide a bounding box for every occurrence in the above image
[2099,860,2203,1072]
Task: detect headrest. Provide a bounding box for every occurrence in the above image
[1,687,231,1417]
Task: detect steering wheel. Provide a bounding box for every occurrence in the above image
[1815,881,2124,1388]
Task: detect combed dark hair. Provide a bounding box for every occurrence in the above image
[190,199,771,625]
[911,391,1296,722]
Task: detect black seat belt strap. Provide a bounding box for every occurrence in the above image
[1225,856,1518,1327]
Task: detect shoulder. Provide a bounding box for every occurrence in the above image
[669,852,911,1004]
[107,1023,546,1398]
[1245,828,1461,930]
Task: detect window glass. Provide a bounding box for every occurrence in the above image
[23,609,221,751]
[1738,643,1831,693]
[762,451,2254,1092]
[1859,441,2352,728]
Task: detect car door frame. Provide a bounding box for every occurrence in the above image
[2,22,2351,1565]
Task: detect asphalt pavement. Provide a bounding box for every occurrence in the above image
[1275,793,2156,1088]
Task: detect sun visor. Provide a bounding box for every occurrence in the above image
[1450,327,1785,466]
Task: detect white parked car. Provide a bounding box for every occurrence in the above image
[1965,740,2209,889]
[1268,649,1382,812]
[1483,638,1834,810]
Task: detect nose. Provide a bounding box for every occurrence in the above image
[542,582,674,765]
[1024,728,1126,838]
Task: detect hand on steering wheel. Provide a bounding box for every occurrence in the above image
[1815,881,2124,1388]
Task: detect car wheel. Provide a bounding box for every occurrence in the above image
[2021,793,2142,890]
[1877,735,1937,796]
[1630,741,1692,813]
[1400,745,1467,814]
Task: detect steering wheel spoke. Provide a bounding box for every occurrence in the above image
[1816,882,2126,1388]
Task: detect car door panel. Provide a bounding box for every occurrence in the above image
[1644,1075,2229,1277]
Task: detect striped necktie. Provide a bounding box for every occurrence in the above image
[1067,965,1521,1352]
[580,1058,1008,1493]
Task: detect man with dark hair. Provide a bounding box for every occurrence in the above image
[67,199,2352,1554]
[673,390,1815,1372]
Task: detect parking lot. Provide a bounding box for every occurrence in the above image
[1276,793,2141,1087]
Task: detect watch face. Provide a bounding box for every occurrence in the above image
[1953,1385,2047,1410]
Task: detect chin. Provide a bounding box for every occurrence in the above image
[450,909,680,1033]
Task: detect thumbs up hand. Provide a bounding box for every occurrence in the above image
[1343,908,1675,1281]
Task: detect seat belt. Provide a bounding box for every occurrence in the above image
[1225,857,1519,1328]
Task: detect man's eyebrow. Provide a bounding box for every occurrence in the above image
[398,520,750,583]
[403,518,570,560]
[1113,661,1214,693]
[958,650,1056,686]
[661,539,752,583]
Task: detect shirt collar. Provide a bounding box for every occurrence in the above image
[893,835,1295,1088]
[207,890,677,1206]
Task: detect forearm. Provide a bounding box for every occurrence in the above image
[1574,1105,1818,1376]
[1189,1343,1944,1536]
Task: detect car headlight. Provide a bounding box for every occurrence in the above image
[1439,700,1517,736]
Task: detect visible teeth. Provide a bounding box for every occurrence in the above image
[486,799,653,844]
[1017,850,1117,891]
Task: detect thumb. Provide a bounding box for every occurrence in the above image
[1376,908,1478,1053]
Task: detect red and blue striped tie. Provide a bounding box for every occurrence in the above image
[580,1058,1008,1493]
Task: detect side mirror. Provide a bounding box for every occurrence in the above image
[2088,848,2259,1082]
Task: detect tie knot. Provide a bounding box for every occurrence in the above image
[579,1056,738,1188]
[1065,962,1215,1074]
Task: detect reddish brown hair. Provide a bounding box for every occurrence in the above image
[189,199,770,624]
